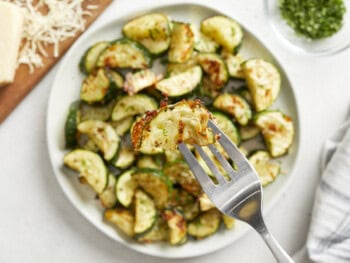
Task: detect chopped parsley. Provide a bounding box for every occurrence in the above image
[279,0,346,39]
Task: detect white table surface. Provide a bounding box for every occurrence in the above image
[1,0,349,262]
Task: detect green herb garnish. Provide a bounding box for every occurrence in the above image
[279,0,346,39]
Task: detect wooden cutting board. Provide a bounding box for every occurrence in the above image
[0,0,112,124]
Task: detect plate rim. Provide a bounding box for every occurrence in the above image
[46,1,301,258]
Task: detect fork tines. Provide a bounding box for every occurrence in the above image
[179,119,254,188]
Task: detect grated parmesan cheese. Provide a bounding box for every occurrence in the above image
[4,0,95,73]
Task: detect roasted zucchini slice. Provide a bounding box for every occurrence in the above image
[222,214,235,229]
[187,209,221,238]
[168,188,200,221]
[106,69,124,89]
[77,120,120,161]
[164,161,202,196]
[111,146,135,169]
[104,208,134,237]
[191,24,220,53]
[116,169,137,207]
[99,174,118,208]
[131,100,214,154]
[249,150,280,186]
[134,189,157,235]
[168,22,195,63]
[133,169,170,209]
[79,100,114,122]
[198,193,216,212]
[97,38,152,69]
[124,69,161,95]
[156,66,202,97]
[110,116,134,136]
[80,68,115,104]
[137,216,168,243]
[201,15,243,54]
[242,59,281,112]
[196,53,228,90]
[122,13,171,55]
[79,41,110,74]
[63,149,108,194]
[239,124,261,141]
[111,94,157,121]
[137,155,163,170]
[254,111,294,157]
[212,112,240,145]
[213,93,252,126]
[163,208,187,245]
[65,101,80,149]
[221,52,245,79]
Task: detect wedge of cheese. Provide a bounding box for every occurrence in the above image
[0,2,24,88]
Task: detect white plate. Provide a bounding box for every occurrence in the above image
[47,3,300,259]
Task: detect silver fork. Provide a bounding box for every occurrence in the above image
[179,119,293,263]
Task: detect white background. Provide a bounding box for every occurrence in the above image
[0,0,349,262]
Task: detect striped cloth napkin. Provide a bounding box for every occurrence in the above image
[294,118,350,263]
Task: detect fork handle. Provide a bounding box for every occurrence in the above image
[257,226,294,263]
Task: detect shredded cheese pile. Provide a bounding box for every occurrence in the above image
[5,0,97,72]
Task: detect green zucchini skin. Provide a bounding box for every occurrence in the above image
[79,41,110,74]
[65,101,80,149]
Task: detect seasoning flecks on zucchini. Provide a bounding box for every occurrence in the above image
[196,53,228,90]
[116,169,138,207]
[168,22,195,63]
[131,100,214,154]
[124,69,162,95]
[201,15,243,54]
[111,94,157,121]
[163,208,187,245]
[134,189,157,235]
[63,149,108,194]
[156,66,202,97]
[248,150,280,186]
[243,59,281,112]
[254,110,294,157]
[77,120,120,161]
[122,13,171,55]
[80,41,110,74]
[80,68,115,104]
[213,93,252,126]
[104,208,135,237]
[97,38,152,69]
[212,111,240,145]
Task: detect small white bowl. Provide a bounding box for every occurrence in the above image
[265,0,350,56]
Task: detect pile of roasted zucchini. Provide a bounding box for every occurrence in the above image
[63,12,294,245]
